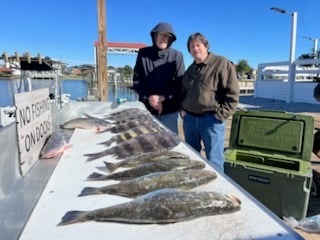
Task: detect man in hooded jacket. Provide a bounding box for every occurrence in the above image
[132,22,185,134]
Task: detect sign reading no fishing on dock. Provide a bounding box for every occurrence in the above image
[14,88,52,176]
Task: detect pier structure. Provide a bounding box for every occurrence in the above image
[94,41,146,55]
[93,41,146,87]
[0,52,63,79]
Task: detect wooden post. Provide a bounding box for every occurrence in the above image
[97,0,108,101]
[2,52,8,62]
[37,53,42,64]
[15,51,20,64]
[25,52,31,64]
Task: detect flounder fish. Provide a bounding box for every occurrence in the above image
[103,108,152,122]
[87,158,206,181]
[105,118,159,134]
[103,150,191,172]
[108,113,155,125]
[84,131,181,161]
[99,124,162,147]
[60,117,111,132]
[58,188,241,226]
[78,169,217,198]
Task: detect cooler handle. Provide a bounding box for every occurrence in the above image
[304,176,312,193]
[255,109,287,114]
[242,164,275,174]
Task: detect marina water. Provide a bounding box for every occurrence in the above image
[0,79,138,107]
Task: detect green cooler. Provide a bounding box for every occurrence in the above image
[224,110,314,220]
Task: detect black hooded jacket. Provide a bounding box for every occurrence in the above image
[132,22,185,115]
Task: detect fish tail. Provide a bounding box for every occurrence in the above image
[103,161,118,172]
[84,153,100,161]
[114,152,127,159]
[99,128,112,133]
[96,125,113,133]
[84,149,111,161]
[110,129,117,133]
[87,172,108,181]
[78,187,100,196]
[102,140,112,147]
[97,140,111,146]
[113,147,133,159]
[57,211,91,226]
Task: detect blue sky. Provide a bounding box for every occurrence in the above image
[1,0,319,69]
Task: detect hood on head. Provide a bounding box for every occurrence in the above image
[150,22,177,48]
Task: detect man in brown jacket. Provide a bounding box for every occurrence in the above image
[180,32,239,172]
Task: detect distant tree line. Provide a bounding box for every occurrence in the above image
[235,59,254,79]
[64,47,319,81]
[108,65,133,81]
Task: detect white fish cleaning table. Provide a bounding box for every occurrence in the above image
[19,101,303,240]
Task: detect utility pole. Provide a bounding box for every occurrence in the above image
[97,0,108,101]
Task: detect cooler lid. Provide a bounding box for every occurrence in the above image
[228,110,315,161]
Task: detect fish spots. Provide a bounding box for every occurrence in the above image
[58,189,241,226]
[58,108,242,227]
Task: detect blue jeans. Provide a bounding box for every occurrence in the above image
[183,113,225,172]
[154,111,179,134]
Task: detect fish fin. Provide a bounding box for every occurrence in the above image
[78,187,99,196]
[105,119,116,124]
[103,161,117,172]
[83,112,103,119]
[84,153,101,162]
[87,172,107,181]
[57,211,90,226]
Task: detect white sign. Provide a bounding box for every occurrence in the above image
[14,88,52,176]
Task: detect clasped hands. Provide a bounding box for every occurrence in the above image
[148,95,165,114]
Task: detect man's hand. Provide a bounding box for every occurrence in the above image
[148,95,165,114]
[179,110,186,118]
